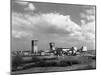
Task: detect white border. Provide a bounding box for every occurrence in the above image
[0,0,100,75]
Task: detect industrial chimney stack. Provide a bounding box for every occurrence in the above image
[49,42,56,51]
[31,40,38,54]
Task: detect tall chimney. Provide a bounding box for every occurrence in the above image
[49,42,55,51]
[31,40,38,53]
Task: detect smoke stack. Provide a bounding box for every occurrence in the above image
[49,42,55,50]
[31,40,38,53]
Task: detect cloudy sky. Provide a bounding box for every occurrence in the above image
[11,0,96,51]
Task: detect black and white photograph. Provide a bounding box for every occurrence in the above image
[11,0,96,74]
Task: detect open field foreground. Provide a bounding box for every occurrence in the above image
[12,55,96,74]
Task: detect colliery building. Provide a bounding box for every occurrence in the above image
[12,40,88,56]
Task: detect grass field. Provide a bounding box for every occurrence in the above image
[11,50,96,74]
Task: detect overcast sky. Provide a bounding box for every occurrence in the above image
[11,0,96,51]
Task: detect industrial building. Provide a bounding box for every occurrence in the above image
[12,40,88,56]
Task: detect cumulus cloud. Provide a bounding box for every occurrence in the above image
[71,8,95,42]
[16,1,35,11]
[12,30,32,38]
[12,10,95,45]
[12,13,33,38]
[85,7,95,15]
[71,21,95,41]
[80,7,95,21]
[25,3,35,11]
[12,12,82,39]
[40,13,81,32]
[12,13,32,27]
[80,13,95,21]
